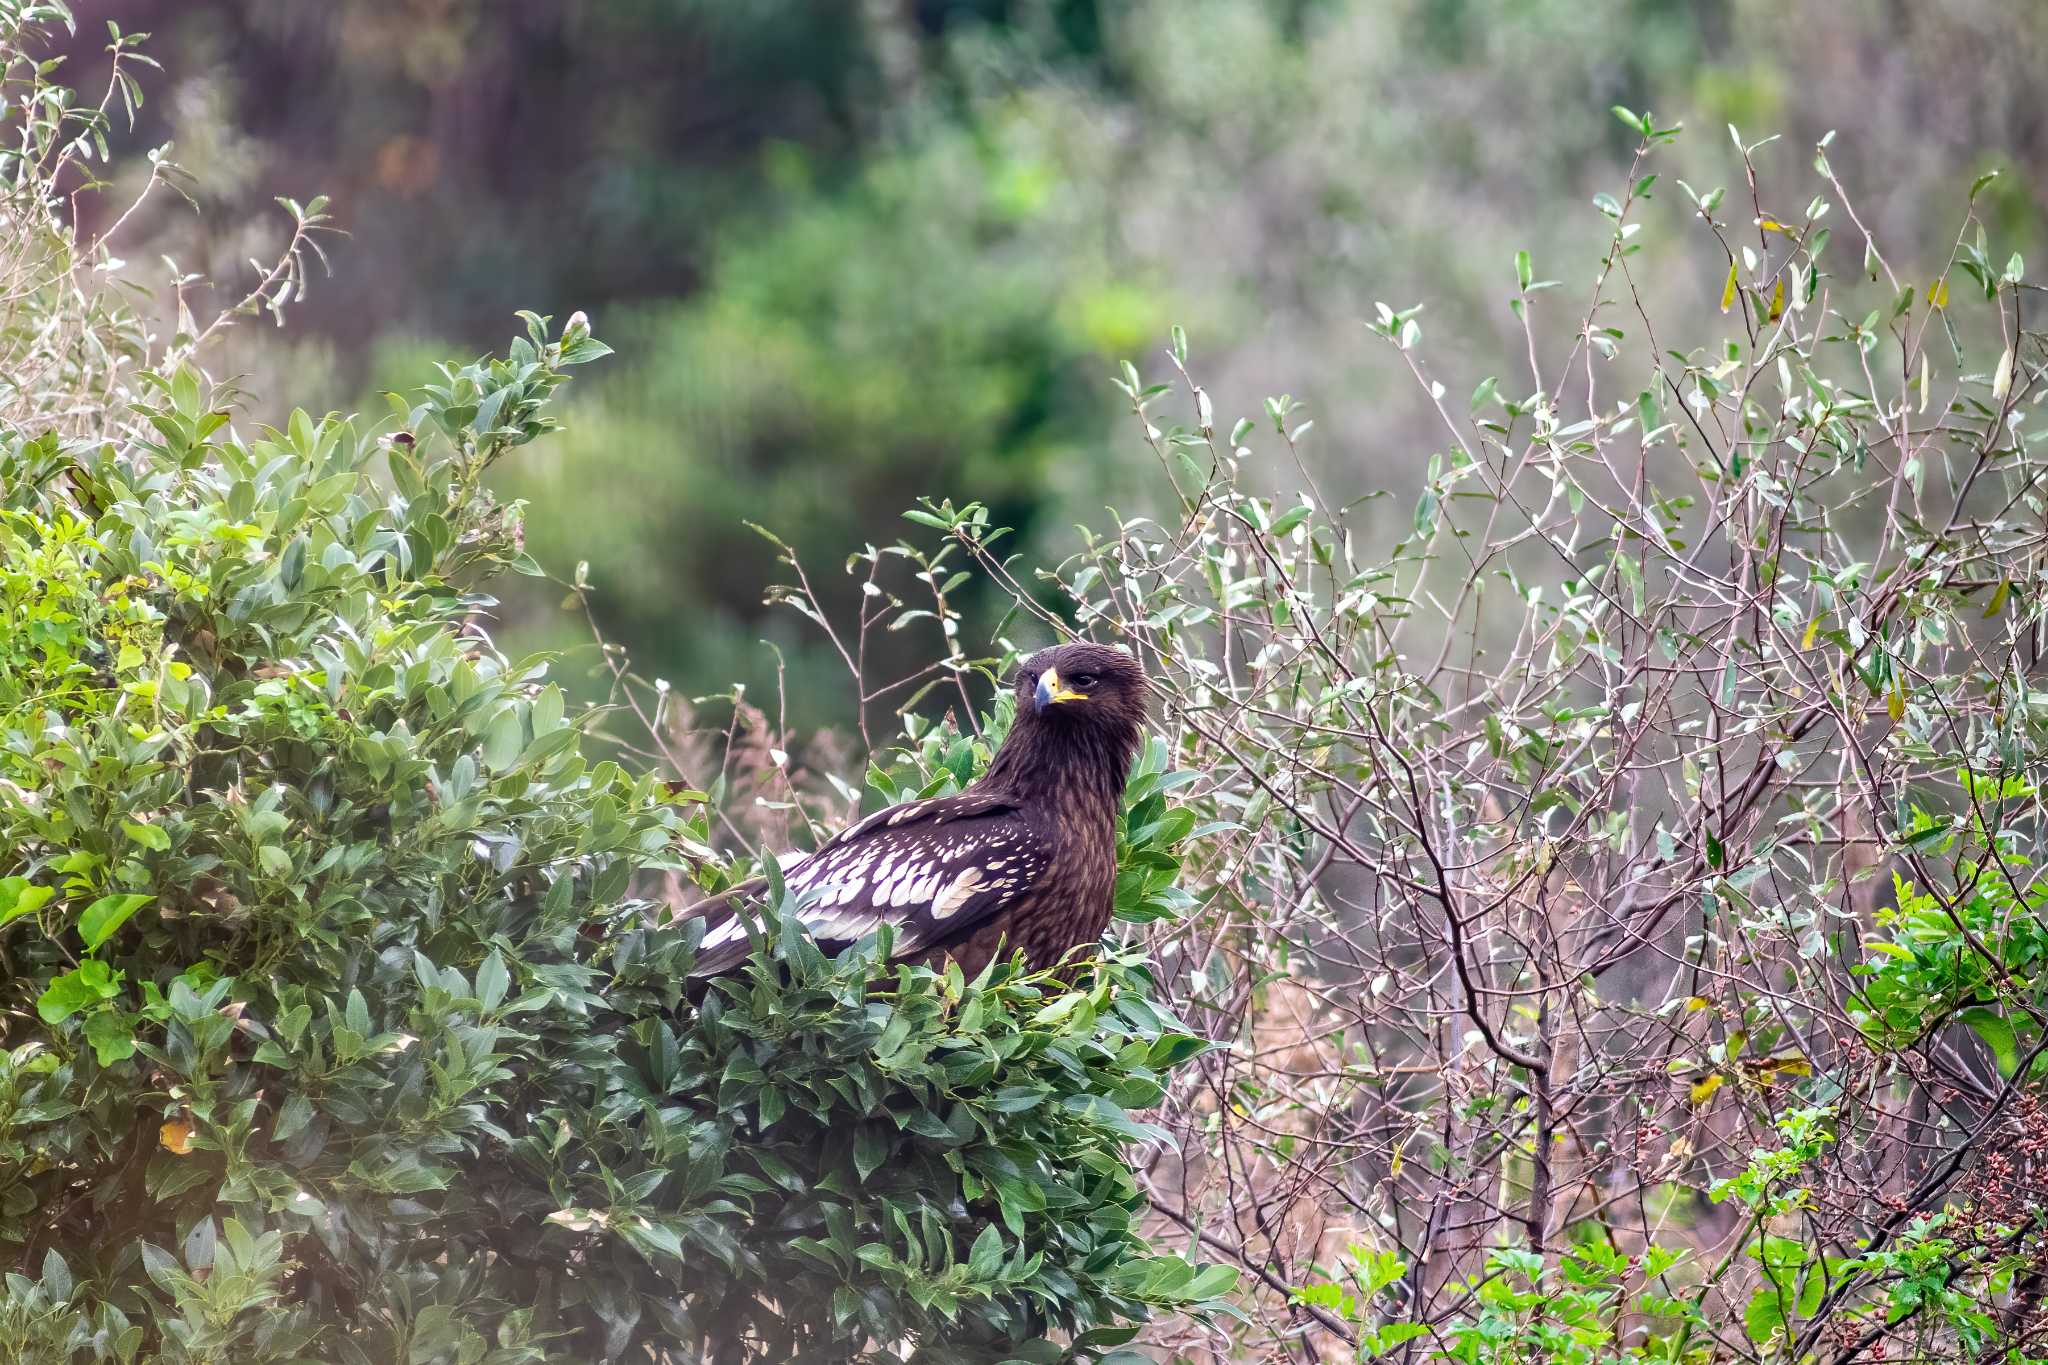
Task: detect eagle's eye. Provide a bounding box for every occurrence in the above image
[1071,673,1098,690]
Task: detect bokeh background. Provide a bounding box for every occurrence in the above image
[60,0,2048,730]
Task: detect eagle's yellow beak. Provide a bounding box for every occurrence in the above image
[1034,667,1088,711]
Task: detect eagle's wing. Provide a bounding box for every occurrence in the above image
[687,791,1051,976]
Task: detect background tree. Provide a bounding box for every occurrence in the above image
[45,0,2048,727]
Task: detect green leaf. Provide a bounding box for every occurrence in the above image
[1365,1322,1431,1355]
[122,820,171,852]
[1268,504,1313,538]
[1744,1286,1788,1347]
[273,1094,316,1143]
[83,1010,137,1066]
[37,961,122,1025]
[1958,1007,2017,1076]
[482,706,525,771]
[78,893,153,950]
[853,1124,890,1182]
[0,877,55,925]
[1413,487,1439,539]
[531,683,566,733]
[968,1223,1004,1278]
[1184,1264,1239,1300]
[1149,1034,1212,1067]
[476,950,510,1012]
[39,1249,71,1301]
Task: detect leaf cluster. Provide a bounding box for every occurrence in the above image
[0,301,1225,1360]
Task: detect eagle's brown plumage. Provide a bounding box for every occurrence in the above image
[687,643,1149,978]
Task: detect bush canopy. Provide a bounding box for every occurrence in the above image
[0,15,1231,1360]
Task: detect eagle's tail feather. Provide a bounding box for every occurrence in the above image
[680,876,771,977]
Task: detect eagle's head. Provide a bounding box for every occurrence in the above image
[1014,642,1150,737]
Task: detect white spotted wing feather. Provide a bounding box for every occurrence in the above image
[690,792,1049,974]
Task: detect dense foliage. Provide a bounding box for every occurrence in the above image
[0,14,1231,1359]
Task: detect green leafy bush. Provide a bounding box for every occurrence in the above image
[0,326,1233,1360]
[0,17,1231,1359]
[0,320,1228,1361]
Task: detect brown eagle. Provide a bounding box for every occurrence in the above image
[687,643,1149,979]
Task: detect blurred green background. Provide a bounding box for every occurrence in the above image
[64,0,2048,732]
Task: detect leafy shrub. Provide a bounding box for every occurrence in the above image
[0,14,1231,1361]
[0,326,1232,1362]
[0,324,1234,1362]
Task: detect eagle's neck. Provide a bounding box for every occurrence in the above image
[979,716,1136,821]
